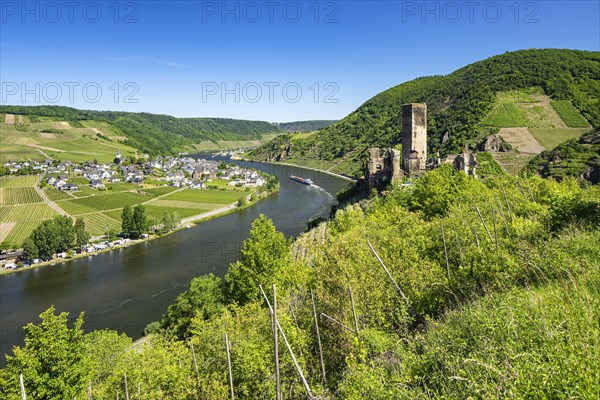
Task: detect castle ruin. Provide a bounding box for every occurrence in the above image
[365,148,401,191]
[364,102,477,191]
[452,143,478,177]
[401,103,427,175]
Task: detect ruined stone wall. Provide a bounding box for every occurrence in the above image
[366,148,402,191]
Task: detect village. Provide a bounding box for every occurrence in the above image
[3,151,267,191]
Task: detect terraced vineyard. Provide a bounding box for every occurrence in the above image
[479,88,593,174]
[0,117,137,163]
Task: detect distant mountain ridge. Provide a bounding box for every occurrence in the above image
[248,49,600,177]
[277,120,337,132]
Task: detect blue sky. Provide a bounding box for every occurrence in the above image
[1,1,598,122]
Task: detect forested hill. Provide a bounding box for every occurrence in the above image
[278,120,337,132]
[0,105,284,155]
[248,49,600,176]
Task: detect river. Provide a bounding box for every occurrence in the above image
[0,159,350,364]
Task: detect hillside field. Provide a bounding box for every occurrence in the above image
[0,173,252,246]
[0,118,137,163]
[480,88,593,174]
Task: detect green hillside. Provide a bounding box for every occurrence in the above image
[0,106,285,158]
[0,118,139,163]
[249,49,599,177]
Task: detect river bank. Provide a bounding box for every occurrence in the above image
[0,187,278,276]
[233,156,357,183]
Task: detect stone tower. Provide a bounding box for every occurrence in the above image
[401,103,427,175]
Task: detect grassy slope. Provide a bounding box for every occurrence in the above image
[249,49,599,177]
[0,120,138,163]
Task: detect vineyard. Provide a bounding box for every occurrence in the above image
[482,102,527,127]
[78,212,121,237]
[0,175,59,248]
[0,203,58,222]
[0,174,256,247]
[551,100,591,128]
[0,187,44,206]
[43,188,74,201]
[1,221,43,249]
[56,192,155,215]
[0,175,39,188]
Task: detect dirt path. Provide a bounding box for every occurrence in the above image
[498,127,545,154]
[141,187,187,204]
[27,143,65,153]
[179,202,238,225]
[32,147,52,159]
[35,175,68,216]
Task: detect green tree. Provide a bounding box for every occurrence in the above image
[121,205,133,237]
[74,218,90,248]
[161,274,224,339]
[161,211,177,232]
[225,214,292,304]
[26,216,74,260]
[0,307,89,400]
[131,205,148,239]
[22,237,39,261]
[54,215,76,251]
